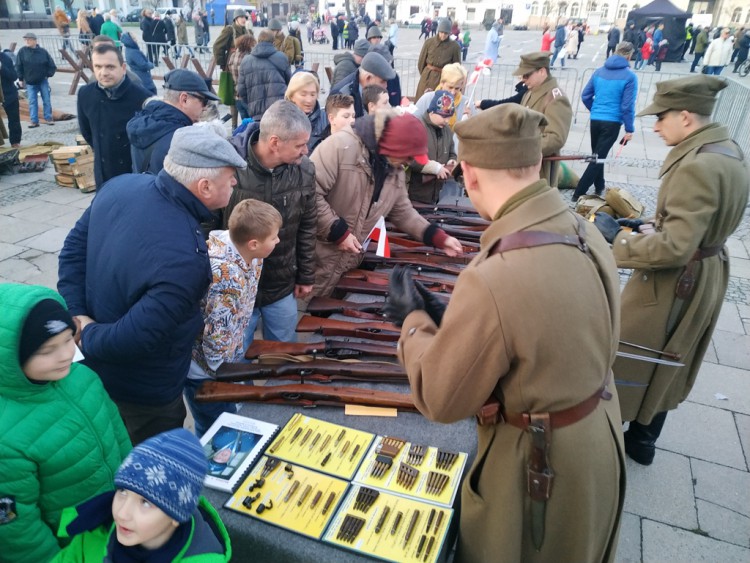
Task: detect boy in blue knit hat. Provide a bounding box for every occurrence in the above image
[53,428,231,561]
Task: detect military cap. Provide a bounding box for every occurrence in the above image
[233,8,247,20]
[268,18,283,31]
[366,26,383,39]
[437,18,451,34]
[167,125,247,170]
[455,104,547,170]
[636,75,727,117]
[360,52,396,81]
[353,38,370,57]
[164,69,220,101]
[512,51,552,76]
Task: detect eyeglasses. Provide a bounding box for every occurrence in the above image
[522,70,537,80]
[187,92,208,107]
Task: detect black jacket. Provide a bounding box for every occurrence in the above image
[236,42,290,121]
[307,101,328,153]
[88,14,104,35]
[332,51,358,87]
[329,69,364,116]
[127,100,193,174]
[0,51,19,103]
[225,124,317,306]
[77,75,151,186]
[624,27,638,45]
[140,16,155,42]
[15,45,56,85]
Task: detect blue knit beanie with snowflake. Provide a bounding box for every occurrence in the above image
[114,429,208,522]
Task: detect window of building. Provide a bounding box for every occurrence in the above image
[559,2,568,16]
[571,2,579,16]
[467,7,476,19]
[617,4,628,18]
[731,7,742,23]
[601,3,609,18]
[531,1,539,15]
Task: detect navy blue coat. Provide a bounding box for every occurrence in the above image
[0,51,19,103]
[77,75,151,186]
[58,170,214,406]
[127,100,193,173]
[329,69,365,116]
[121,33,156,95]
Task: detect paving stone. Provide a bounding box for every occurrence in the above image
[0,241,26,261]
[0,256,43,282]
[729,257,750,279]
[716,303,745,334]
[623,450,697,529]
[0,215,51,244]
[47,208,85,229]
[36,187,92,205]
[727,238,749,260]
[692,458,750,518]
[689,362,750,417]
[642,520,750,562]
[9,201,75,222]
[16,227,69,253]
[0,198,40,214]
[702,341,718,363]
[736,413,750,469]
[659,401,746,470]
[711,330,750,371]
[696,499,750,548]
[615,512,641,563]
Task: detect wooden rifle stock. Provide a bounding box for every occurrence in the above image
[343,269,458,290]
[216,359,406,382]
[297,316,401,334]
[195,381,419,412]
[244,338,397,359]
[388,233,481,251]
[362,255,464,276]
[307,297,384,315]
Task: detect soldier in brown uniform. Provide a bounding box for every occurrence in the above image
[415,18,462,99]
[213,9,251,71]
[515,52,572,188]
[386,104,625,562]
[593,76,749,465]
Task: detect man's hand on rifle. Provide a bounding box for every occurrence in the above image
[441,236,464,257]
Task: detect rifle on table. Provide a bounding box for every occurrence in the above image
[388,233,481,251]
[216,358,406,382]
[543,154,605,163]
[419,214,490,227]
[195,381,419,412]
[343,269,457,290]
[245,339,397,360]
[296,316,401,342]
[333,276,454,299]
[307,297,385,316]
[411,201,479,215]
[362,255,464,276]
[367,240,477,258]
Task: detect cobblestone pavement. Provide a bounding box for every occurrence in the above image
[1,25,749,563]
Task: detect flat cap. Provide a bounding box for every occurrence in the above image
[368,42,393,63]
[23,32,37,39]
[233,8,247,20]
[164,69,220,101]
[437,18,451,34]
[513,51,552,76]
[353,38,370,57]
[167,125,247,170]
[636,75,727,117]
[366,26,383,39]
[455,104,547,170]
[268,18,282,31]
[360,52,396,81]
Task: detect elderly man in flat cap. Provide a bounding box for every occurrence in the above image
[510,51,573,188]
[58,125,247,445]
[416,18,462,99]
[593,75,749,466]
[386,104,625,563]
[330,51,396,117]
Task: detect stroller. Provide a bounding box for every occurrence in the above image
[312,27,329,44]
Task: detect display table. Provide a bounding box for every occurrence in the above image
[203,397,477,562]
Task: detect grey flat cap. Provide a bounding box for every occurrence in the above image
[167,126,247,170]
[23,32,37,39]
[437,18,451,34]
[164,69,220,101]
[353,38,370,57]
[269,18,282,31]
[368,42,393,63]
[360,52,396,81]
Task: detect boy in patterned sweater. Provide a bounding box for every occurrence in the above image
[185,199,282,436]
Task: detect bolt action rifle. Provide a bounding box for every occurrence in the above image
[216,358,406,382]
[244,339,397,360]
[296,316,401,342]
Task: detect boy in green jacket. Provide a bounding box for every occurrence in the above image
[54,428,231,562]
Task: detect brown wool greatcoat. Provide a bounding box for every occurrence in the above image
[612,124,749,424]
[416,37,462,99]
[520,76,572,188]
[398,181,625,563]
[213,23,249,69]
[309,128,433,298]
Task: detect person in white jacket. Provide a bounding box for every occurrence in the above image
[703,28,733,74]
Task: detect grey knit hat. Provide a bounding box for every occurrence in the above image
[437,18,451,34]
[269,18,282,31]
[233,8,246,21]
[353,38,370,57]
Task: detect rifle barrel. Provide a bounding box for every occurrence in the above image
[216,359,406,381]
[244,338,397,359]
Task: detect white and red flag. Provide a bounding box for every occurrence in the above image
[364,216,391,258]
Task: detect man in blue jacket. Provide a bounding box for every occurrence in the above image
[550,23,567,68]
[573,41,637,200]
[58,126,247,445]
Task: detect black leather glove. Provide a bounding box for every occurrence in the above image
[414,281,447,326]
[617,218,644,231]
[593,212,621,244]
[382,266,424,327]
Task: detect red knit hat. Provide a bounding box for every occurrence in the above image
[377,113,429,165]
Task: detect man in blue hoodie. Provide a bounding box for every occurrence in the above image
[573,41,637,200]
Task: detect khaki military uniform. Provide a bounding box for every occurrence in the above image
[213,23,250,70]
[612,124,749,424]
[274,33,302,66]
[521,76,572,188]
[399,180,625,563]
[416,37,462,99]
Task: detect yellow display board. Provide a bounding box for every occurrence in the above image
[225,456,349,539]
[353,437,467,507]
[265,413,375,479]
[323,485,453,563]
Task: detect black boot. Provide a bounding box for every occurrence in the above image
[624,411,668,465]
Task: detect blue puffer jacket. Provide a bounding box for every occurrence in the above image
[0,284,131,563]
[581,55,638,133]
[121,33,156,95]
[57,170,214,406]
[236,41,291,121]
[127,100,193,173]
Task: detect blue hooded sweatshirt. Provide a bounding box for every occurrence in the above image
[581,54,637,133]
[127,100,193,173]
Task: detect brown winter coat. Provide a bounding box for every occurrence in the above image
[274,33,301,66]
[612,123,749,424]
[213,23,249,69]
[399,180,625,563]
[407,113,457,204]
[521,75,572,188]
[416,36,462,98]
[309,120,434,298]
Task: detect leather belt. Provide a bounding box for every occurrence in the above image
[502,384,610,431]
[425,64,442,72]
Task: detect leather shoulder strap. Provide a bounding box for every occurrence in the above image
[698,141,744,161]
[488,214,589,257]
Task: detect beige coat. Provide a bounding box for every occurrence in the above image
[521,76,572,188]
[612,124,749,424]
[309,126,433,298]
[416,36,462,99]
[399,180,625,563]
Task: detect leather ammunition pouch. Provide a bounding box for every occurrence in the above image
[675,244,724,300]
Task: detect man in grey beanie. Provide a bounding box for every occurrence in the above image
[332,37,368,87]
[58,126,247,445]
[330,51,396,117]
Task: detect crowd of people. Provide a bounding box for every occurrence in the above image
[0,13,748,563]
